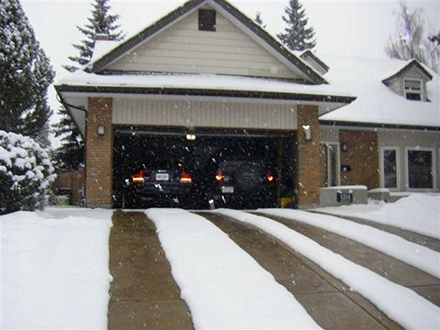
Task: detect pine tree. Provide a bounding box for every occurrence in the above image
[0,0,54,144]
[54,0,124,170]
[277,0,316,51]
[255,12,266,29]
[63,0,124,72]
[385,2,439,73]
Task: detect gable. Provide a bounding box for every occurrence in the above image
[106,6,301,80]
[384,64,431,101]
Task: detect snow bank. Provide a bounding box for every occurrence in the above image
[217,209,440,330]
[318,194,440,240]
[146,208,321,329]
[0,208,113,329]
[258,209,440,278]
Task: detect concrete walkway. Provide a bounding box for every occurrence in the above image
[311,210,440,252]
[259,212,440,307]
[199,212,401,329]
[108,211,193,330]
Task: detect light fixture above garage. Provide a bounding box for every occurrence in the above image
[302,125,312,141]
[97,125,105,136]
[186,134,196,141]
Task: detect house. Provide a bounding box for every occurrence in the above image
[55,0,439,209]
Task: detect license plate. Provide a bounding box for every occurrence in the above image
[221,186,234,193]
[156,173,169,181]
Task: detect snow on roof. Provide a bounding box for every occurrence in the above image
[56,70,351,99]
[319,55,439,128]
[89,40,121,66]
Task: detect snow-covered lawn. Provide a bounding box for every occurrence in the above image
[146,208,321,329]
[217,209,440,330]
[317,194,440,239]
[257,208,440,278]
[0,207,113,329]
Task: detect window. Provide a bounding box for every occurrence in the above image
[199,9,216,31]
[403,78,422,101]
[407,149,434,189]
[381,148,399,189]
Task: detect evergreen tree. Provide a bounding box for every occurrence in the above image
[63,0,124,72]
[0,0,54,145]
[54,0,124,170]
[277,0,316,51]
[385,2,439,73]
[255,12,266,29]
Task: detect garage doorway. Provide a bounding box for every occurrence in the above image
[113,127,295,209]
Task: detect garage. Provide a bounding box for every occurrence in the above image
[113,126,295,209]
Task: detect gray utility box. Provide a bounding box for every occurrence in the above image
[320,185,368,207]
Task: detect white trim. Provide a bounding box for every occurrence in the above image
[320,142,341,187]
[403,78,423,101]
[404,147,437,191]
[379,146,400,190]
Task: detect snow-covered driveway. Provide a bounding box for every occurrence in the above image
[2,196,439,329]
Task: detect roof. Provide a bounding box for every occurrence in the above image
[56,71,353,103]
[300,50,330,72]
[90,0,327,84]
[319,55,439,128]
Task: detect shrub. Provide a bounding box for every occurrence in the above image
[0,130,56,214]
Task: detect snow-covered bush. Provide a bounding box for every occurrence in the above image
[0,130,56,214]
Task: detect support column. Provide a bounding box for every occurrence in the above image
[295,104,320,208]
[85,97,113,208]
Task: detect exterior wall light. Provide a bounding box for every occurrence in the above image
[97,125,105,136]
[186,134,196,141]
[341,143,348,152]
[302,125,312,141]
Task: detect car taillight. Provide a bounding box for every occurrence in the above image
[266,171,274,182]
[215,169,224,182]
[180,170,192,183]
[131,170,145,184]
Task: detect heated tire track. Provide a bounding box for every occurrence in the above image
[257,211,440,307]
[198,212,400,330]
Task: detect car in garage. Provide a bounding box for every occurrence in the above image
[123,159,194,207]
[207,151,277,209]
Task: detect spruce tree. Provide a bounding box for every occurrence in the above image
[0,0,54,145]
[54,0,124,170]
[63,0,124,72]
[255,12,266,29]
[277,0,316,51]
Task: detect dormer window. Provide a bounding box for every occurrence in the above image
[199,9,216,32]
[403,78,422,101]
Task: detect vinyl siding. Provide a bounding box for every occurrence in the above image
[112,98,297,130]
[108,8,299,79]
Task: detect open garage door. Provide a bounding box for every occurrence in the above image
[113,127,295,209]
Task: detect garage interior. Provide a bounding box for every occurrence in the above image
[113,127,296,209]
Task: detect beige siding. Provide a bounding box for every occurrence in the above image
[319,126,339,143]
[108,8,299,79]
[112,98,297,130]
[378,130,440,190]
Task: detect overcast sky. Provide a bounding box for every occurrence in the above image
[20,0,440,143]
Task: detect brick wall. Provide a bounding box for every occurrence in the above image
[86,97,113,208]
[295,104,320,207]
[53,169,85,206]
[339,130,379,189]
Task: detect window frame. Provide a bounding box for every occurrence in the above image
[405,147,437,191]
[403,78,423,101]
[379,146,401,190]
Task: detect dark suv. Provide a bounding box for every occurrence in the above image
[209,159,276,209]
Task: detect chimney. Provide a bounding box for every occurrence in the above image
[95,33,110,41]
